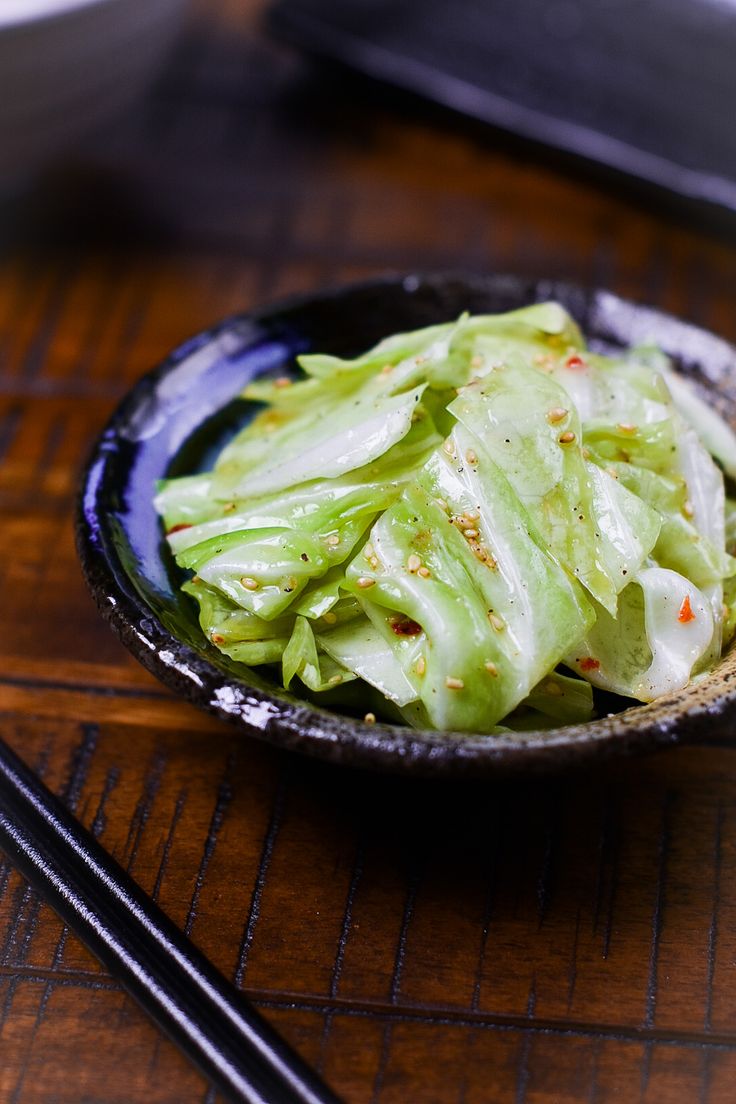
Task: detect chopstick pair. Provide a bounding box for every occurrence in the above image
[0,734,343,1104]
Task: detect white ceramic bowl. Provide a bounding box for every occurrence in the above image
[0,0,189,194]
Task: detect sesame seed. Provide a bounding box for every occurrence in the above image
[241,577,259,590]
[407,553,422,573]
[558,431,576,444]
[356,576,375,589]
[326,534,340,546]
[416,656,426,676]
[466,449,478,465]
[489,613,505,632]
[544,680,563,697]
[369,556,380,569]
[364,712,376,723]
[463,527,479,539]
[381,363,393,374]
[546,407,568,425]
[274,376,292,388]
[617,423,637,434]
[581,447,591,460]
[446,676,465,690]
[418,566,431,578]
[683,500,695,518]
[323,612,337,625]
[470,354,483,368]
[476,547,497,568]
[223,502,236,513]
[364,543,375,560]
[443,440,456,457]
[484,661,498,677]
[606,467,619,480]
[328,674,343,685]
[191,576,201,584]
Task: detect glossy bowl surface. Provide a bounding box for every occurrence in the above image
[77,273,736,776]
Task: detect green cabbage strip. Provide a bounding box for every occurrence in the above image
[448,361,661,614]
[155,303,736,734]
[339,433,594,730]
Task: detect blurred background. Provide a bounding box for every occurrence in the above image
[3,2,736,1102]
[3,0,736,281]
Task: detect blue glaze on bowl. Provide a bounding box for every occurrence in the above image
[76,273,736,775]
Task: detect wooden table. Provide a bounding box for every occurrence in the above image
[2,2,736,1100]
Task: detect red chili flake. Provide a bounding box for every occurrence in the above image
[565,354,586,371]
[678,595,696,623]
[167,523,192,535]
[580,657,600,672]
[390,618,422,636]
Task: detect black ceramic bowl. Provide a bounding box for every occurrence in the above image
[76,273,736,776]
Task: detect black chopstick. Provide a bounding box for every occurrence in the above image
[0,735,343,1104]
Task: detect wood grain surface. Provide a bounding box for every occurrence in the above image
[2,1,736,1100]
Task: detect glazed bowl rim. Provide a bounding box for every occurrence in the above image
[75,271,736,776]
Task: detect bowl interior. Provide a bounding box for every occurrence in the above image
[78,273,736,775]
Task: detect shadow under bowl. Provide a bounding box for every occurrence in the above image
[76,272,736,776]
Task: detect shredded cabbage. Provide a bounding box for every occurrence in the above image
[155,305,736,734]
